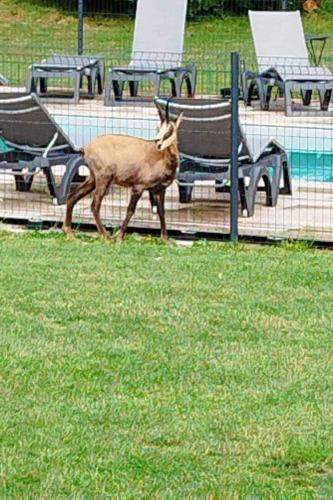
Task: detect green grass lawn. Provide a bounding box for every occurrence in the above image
[1,230,333,496]
[1,0,333,90]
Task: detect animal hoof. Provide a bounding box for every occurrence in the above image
[116,234,124,244]
[101,233,112,241]
[65,231,76,240]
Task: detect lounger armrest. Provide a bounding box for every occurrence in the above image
[31,63,96,71]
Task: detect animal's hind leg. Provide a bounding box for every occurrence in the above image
[91,176,113,237]
[63,175,95,234]
[118,190,143,241]
[149,190,158,213]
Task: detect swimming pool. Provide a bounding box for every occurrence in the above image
[52,113,333,183]
[290,150,333,182]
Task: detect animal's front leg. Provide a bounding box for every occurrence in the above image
[155,188,168,240]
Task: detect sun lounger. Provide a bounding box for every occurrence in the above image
[26,55,105,103]
[0,74,9,85]
[243,11,333,115]
[154,97,292,216]
[104,0,196,104]
[0,92,86,204]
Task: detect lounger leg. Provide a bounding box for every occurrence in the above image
[15,175,34,193]
[264,160,281,207]
[255,78,271,111]
[319,89,332,111]
[86,75,92,96]
[43,167,57,198]
[238,178,252,216]
[39,78,48,94]
[173,72,180,97]
[241,71,250,104]
[113,80,125,100]
[190,65,197,97]
[129,81,139,97]
[89,67,99,97]
[301,89,312,106]
[104,72,112,105]
[284,83,293,116]
[74,72,81,104]
[52,156,87,205]
[26,69,35,93]
[154,76,162,97]
[239,165,268,217]
[279,155,292,196]
[246,79,258,106]
[171,78,177,97]
[183,71,196,98]
[97,73,103,95]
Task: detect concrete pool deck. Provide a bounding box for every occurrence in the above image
[0,90,333,241]
[0,173,332,242]
[43,96,333,154]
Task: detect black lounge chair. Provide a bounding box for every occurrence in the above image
[0,92,86,204]
[154,97,292,216]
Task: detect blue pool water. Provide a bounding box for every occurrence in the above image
[290,151,333,182]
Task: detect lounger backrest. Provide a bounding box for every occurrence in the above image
[130,0,187,69]
[0,93,76,152]
[249,10,310,71]
[154,98,250,161]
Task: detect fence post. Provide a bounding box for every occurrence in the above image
[281,0,288,10]
[230,52,239,242]
[78,0,84,55]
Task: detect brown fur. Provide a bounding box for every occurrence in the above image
[63,116,182,241]
[303,0,321,11]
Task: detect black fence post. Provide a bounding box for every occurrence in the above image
[230,52,239,242]
[78,0,84,55]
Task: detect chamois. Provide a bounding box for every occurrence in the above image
[63,112,183,241]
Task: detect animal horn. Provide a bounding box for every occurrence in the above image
[165,96,174,123]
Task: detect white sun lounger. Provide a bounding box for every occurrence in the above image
[104,0,196,105]
[244,10,333,115]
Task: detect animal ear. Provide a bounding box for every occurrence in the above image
[175,112,184,130]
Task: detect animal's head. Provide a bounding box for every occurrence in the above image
[154,112,183,151]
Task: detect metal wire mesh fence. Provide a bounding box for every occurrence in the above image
[0,0,332,242]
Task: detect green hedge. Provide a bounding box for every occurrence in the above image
[82,0,300,16]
